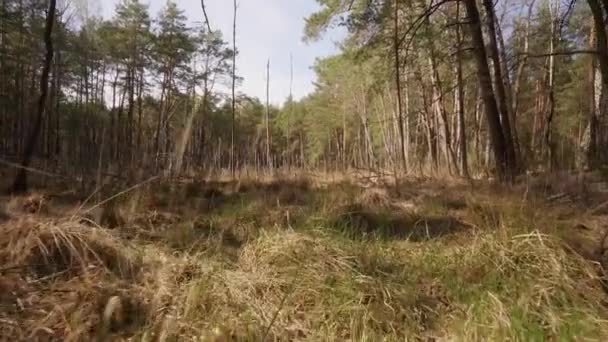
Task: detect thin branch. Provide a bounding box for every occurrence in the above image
[516,49,598,58]
[397,0,454,48]
[81,176,160,214]
[200,0,212,32]
[558,0,577,33]
[262,278,296,341]
[0,159,68,179]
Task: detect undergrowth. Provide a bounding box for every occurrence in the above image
[1,176,607,340]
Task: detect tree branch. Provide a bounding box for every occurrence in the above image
[348,0,356,10]
[397,0,454,48]
[200,0,212,32]
[516,49,598,58]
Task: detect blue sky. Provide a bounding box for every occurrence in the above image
[100,0,345,105]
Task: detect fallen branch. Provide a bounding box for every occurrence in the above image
[81,175,160,215]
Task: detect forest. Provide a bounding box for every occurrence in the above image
[2,0,608,340]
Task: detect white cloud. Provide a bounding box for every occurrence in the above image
[101,0,345,105]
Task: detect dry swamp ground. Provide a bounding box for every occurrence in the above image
[1,171,608,341]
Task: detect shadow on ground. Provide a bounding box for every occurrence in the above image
[333,203,470,241]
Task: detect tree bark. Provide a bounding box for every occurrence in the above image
[0,0,5,154]
[587,0,608,90]
[587,0,608,162]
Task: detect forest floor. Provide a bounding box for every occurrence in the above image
[1,171,608,340]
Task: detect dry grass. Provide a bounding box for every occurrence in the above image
[163,229,608,340]
[0,214,206,341]
[1,174,608,340]
[5,192,50,215]
[0,216,141,340]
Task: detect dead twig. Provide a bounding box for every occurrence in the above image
[586,200,608,216]
[0,159,68,180]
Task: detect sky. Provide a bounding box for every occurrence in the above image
[100,0,345,105]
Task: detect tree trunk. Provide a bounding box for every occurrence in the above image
[0,0,5,154]
[428,55,449,172]
[394,0,407,173]
[287,54,293,170]
[155,71,167,162]
[127,66,135,164]
[544,0,559,170]
[10,0,56,193]
[587,0,608,164]
[137,67,143,153]
[474,89,483,168]
[482,0,517,174]
[512,0,536,165]
[587,0,608,90]
[231,0,237,177]
[455,1,470,178]
[174,83,199,174]
[495,11,520,163]
[463,0,512,181]
[265,59,272,170]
